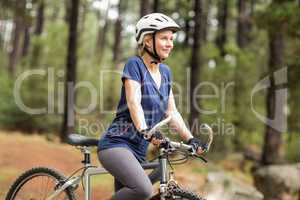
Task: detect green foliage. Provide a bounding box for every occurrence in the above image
[285,133,300,163]
[0,69,22,128]
[286,36,300,132]
[255,1,299,32]
[0,67,61,132]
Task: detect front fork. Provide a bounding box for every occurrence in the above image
[159,148,178,200]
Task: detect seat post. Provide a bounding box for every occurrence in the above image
[80,146,92,166]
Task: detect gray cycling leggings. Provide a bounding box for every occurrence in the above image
[98,147,159,200]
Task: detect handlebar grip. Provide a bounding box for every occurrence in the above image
[148,116,172,135]
[142,116,172,140]
[202,124,213,152]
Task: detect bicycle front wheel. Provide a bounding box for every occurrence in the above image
[5,167,76,200]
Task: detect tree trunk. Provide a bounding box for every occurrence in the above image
[51,3,60,21]
[64,0,71,23]
[237,0,252,48]
[215,0,228,57]
[250,0,255,17]
[79,0,87,33]
[202,0,211,42]
[113,0,126,65]
[153,0,159,12]
[35,0,44,35]
[184,18,191,46]
[21,25,30,57]
[8,16,23,75]
[95,1,110,64]
[232,0,253,149]
[107,1,127,110]
[61,0,79,142]
[30,0,45,68]
[188,0,203,135]
[261,24,285,165]
[113,18,122,64]
[140,0,151,17]
[0,21,6,50]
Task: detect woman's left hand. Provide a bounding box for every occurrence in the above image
[188,138,206,155]
[196,147,205,155]
[151,137,164,147]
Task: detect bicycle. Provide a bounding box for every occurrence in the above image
[5,116,213,200]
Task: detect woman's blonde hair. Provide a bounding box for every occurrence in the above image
[137,34,152,57]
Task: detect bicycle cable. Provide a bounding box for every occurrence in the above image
[60,165,97,192]
[148,149,190,172]
[167,150,189,165]
[80,165,97,191]
[62,167,86,188]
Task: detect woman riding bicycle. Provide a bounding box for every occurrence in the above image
[98,13,205,200]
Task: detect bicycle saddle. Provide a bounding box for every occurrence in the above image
[67,134,99,147]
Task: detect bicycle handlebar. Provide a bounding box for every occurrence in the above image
[149,116,172,135]
[143,116,214,153]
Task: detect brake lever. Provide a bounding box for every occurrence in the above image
[188,147,207,163]
[194,154,208,163]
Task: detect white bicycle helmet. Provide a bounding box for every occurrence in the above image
[136,13,180,45]
[135,13,180,63]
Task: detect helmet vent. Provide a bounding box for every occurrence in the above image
[155,18,163,22]
[161,15,169,21]
[150,24,157,27]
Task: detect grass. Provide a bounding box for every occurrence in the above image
[0,168,21,182]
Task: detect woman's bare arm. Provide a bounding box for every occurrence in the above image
[166,89,194,142]
[124,79,148,131]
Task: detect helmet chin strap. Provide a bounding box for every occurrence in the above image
[144,32,164,64]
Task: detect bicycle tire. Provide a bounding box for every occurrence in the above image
[5,167,76,200]
[151,187,206,200]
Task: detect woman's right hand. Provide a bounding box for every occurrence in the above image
[140,129,165,147]
[150,131,163,146]
[151,137,164,147]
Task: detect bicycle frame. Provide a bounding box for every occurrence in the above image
[46,166,109,200]
[45,148,170,200]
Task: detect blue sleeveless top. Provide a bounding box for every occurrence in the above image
[98,56,172,162]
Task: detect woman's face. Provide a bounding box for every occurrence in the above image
[144,30,174,60]
[155,30,174,59]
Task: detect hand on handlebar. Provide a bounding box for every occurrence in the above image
[140,129,164,147]
[151,132,165,147]
[188,138,206,155]
[139,117,213,153]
